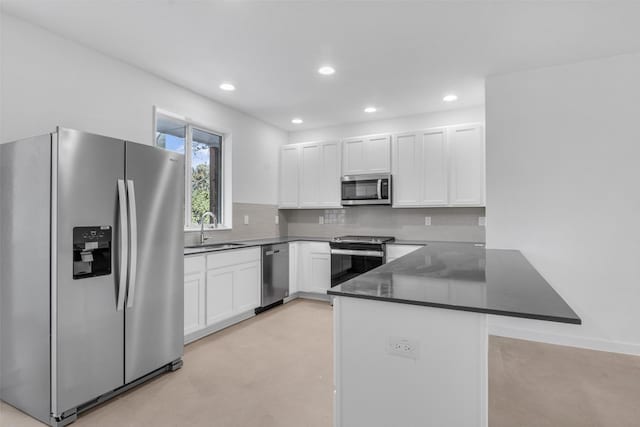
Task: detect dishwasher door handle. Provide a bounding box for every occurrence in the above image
[264,249,280,256]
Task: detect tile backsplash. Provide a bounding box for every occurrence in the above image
[185,203,485,246]
[184,203,287,246]
[282,206,486,242]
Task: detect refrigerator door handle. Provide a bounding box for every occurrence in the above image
[116,179,128,311]
[126,179,138,309]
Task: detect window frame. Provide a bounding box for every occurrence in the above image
[153,106,233,231]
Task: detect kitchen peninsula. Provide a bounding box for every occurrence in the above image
[328,242,581,427]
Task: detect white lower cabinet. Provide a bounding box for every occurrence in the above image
[386,244,423,263]
[232,261,261,313]
[296,242,331,294]
[184,255,206,335]
[205,267,234,325]
[289,242,299,295]
[184,247,261,341]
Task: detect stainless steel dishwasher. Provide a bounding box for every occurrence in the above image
[256,243,289,313]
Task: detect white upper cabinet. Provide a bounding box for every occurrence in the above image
[422,129,449,206]
[318,141,341,206]
[279,141,341,209]
[299,144,321,207]
[343,134,391,175]
[392,124,484,208]
[393,132,423,206]
[449,124,485,206]
[279,145,300,208]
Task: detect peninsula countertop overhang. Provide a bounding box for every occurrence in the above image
[327,242,581,325]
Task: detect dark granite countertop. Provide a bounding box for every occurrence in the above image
[327,242,581,325]
[184,236,483,255]
[183,236,333,255]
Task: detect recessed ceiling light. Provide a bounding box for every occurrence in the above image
[364,106,377,113]
[219,83,236,91]
[318,66,336,76]
[291,118,303,124]
[443,94,458,102]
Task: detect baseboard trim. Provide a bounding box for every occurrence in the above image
[184,310,256,345]
[489,323,640,356]
[295,291,332,302]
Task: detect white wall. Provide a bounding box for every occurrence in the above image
[486,52,640,355]
[288,106,484,143]
[0,13,286,205]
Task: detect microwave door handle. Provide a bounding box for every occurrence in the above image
[116,179,128,312]
[377,179,382,199]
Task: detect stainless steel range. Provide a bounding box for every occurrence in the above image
[330,235,395,287]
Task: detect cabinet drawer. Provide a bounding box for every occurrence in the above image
[184,254,205,274]
[207,247,261,270]
[304,241,330,254]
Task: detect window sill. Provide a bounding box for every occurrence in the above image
[184,225,232,232]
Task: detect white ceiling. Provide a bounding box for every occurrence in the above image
[4,1,640,131]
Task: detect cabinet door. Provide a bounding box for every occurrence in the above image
[299,143,321,207]
[393,133,423,206]
[449,125,485,206]
[279,145,300,208]
[319,141,341,207]
[289,242,298,295]
[184,256,206,336]
[342,138,366,175]
[422,129,449,206]
[365,135,391,173]
[184,272,205,335]
[298,242,331,294]
[233,261,261,313]
[309,252,331,293]
[206,266,234,325]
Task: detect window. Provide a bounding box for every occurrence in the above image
[155,110,230,229]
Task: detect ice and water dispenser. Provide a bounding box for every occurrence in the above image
[72,226,112,279]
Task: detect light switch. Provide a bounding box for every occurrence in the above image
[424,216,431,226]
[244,215,249,225]
[478,216,486,227]
[275,215,279,225]
[319,216,324,225]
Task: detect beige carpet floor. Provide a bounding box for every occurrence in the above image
[2,299,640,426]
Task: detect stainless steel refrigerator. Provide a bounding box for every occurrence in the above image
[0,128,185,426]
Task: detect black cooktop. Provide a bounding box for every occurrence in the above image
[332,235,396,244]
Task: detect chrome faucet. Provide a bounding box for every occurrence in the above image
[200,212,217,244]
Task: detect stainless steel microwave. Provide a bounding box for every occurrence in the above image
[341,174,392,205]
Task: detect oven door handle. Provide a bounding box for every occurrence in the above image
[331,249,384,257]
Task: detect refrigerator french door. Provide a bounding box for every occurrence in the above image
[52,128,185,420]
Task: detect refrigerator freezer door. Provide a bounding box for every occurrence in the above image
[124,142,184,383]
[54,129,125,414]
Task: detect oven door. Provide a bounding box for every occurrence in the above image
[330,247,384,287]
[341,174,391,205]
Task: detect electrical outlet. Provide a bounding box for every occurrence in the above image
[424,216,431,226]
[244,215,249,225]
[387,337,420,360]
[319,216,324,225]
[275,215,279,225]
[478,216,486,227]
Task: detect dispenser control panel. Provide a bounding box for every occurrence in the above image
[73,226,112,279]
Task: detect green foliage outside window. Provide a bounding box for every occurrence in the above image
[191,163,211,225]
